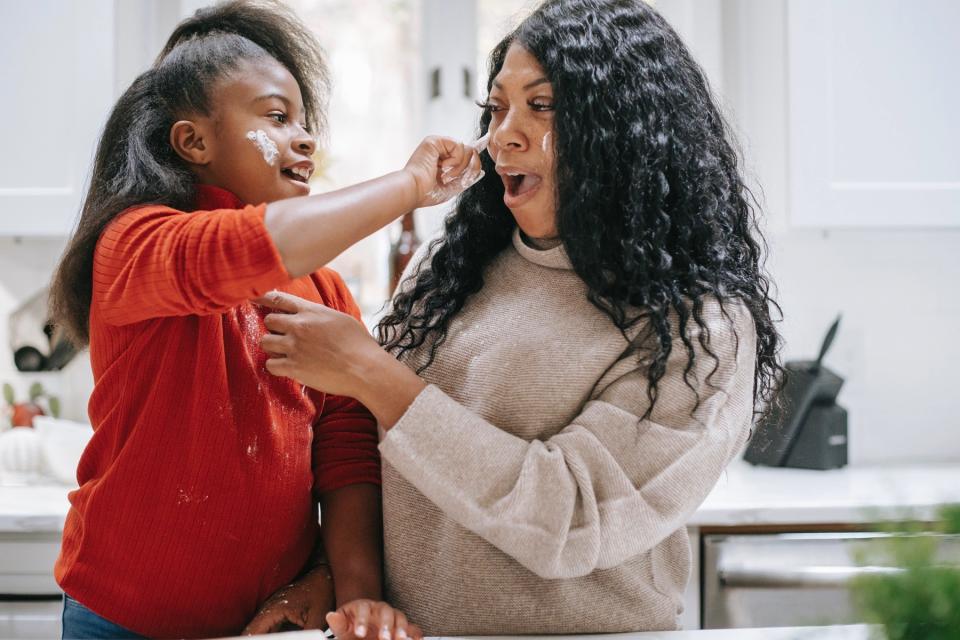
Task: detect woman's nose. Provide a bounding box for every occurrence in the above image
[491,111,527,153]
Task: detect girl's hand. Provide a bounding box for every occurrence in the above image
[242,565,334,635]
[403,135,484,208]
[257,291,381,399]
[325,599,423,640]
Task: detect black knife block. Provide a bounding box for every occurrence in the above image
[744,357,848,470]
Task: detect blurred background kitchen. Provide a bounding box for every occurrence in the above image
[0,1,958,638]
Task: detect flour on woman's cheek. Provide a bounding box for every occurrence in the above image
[246,129,279,166]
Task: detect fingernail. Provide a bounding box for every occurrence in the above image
[397,630,408,640]
[355,625,366,636]
[380,626,391,640]
[441,165,453,175]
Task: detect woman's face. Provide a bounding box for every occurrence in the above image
[177,57,317,205]
[486,43,557,239]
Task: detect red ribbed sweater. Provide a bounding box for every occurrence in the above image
[54,185,381,639]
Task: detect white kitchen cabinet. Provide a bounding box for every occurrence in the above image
[0,0,114,236]
[787,0,960,228]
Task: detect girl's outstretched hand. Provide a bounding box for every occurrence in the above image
[242,565,334,635]
[403,134,485,208]
[326,599,423,640]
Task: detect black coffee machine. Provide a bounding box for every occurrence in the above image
[744,316,848,470]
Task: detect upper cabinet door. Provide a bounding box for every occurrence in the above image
[787,0,960,228]
[0,0,114,236]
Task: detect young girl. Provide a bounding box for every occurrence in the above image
[48,1,479,638]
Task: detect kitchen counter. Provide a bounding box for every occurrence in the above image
[691,459,960,527]
[234,626,878,640]
[4,459,959,533]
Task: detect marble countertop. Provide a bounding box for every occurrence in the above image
[689,459,960,527]
[2,459,959,533]
[232,626,877,640]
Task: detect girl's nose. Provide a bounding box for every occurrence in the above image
[293,125,316,155]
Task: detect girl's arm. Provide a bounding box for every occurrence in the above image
[319,483,383,606]
[265,136,480,278]
[93,137,480,325]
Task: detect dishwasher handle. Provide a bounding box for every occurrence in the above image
[719,565,905,588]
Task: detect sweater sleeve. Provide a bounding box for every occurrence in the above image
[310,269,381,495]
[92,204,289,325]
[379,302,756,580]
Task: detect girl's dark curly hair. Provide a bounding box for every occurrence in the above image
[377,0,782,417]
[50,0,328,345]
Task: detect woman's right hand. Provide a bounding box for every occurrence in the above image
[403,135,484,208]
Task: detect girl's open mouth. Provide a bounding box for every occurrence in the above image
[281,167,310,184]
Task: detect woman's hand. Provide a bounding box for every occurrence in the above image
[403,135,484,208]
[257,291,426,427]
[242,565,335,635]
[325,599,423,640]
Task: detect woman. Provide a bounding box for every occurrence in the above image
[258,0,781,634]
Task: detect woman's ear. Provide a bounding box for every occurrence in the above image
[169,120,212,166]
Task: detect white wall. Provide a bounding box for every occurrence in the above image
[0,0,183,422]
[3,1,958,463]
[668,0,960,464]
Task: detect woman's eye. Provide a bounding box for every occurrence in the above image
[269,112,288,124]
[530,101,554,112]
[475,100,504,114]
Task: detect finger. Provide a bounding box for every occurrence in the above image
[392,610,409,640]
[260,333,291,356]
[265,357,294,378]
[407,623,424,640]
[470,130,490,154]
[326,610,350,638]
[354,600,372,638]
[304,600,329,630]
[242,609,286,635]
[439,143,468,180]
[263,312,297,333]
[375,604,395,640]
[253,290,304,313]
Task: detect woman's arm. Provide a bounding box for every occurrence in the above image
[260,294,756,579]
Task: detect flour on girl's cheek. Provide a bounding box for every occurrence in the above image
[245,129,279,166]
[541,131,552,153]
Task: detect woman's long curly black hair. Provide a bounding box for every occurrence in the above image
[49,0,328,345]
[377,0,783,417]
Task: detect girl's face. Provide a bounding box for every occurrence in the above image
[174,57,317,205]
[486,43,557,239]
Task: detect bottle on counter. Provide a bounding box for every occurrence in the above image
[389,211,420,295]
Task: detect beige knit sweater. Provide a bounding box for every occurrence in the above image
[377,229,756,634]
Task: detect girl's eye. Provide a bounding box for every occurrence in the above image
[530,101,554,112]
[269,112,288,124]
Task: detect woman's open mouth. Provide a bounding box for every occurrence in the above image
[502,171,543,208]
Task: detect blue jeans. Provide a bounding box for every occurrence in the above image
[61,594,147,639]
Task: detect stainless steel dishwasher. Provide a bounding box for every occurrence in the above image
[702,531,960,629]
[0,531,63,639]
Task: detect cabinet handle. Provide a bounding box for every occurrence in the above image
[719,565,904,588]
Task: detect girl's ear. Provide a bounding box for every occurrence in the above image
[170,120,213,166]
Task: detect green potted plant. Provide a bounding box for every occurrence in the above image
[2,382,61,428]
[851,504,960,639]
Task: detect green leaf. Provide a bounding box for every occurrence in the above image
[2,383,14,406]
[48,396,61,419]
[28,382,44,402]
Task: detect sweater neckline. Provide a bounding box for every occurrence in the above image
[511,227,573,270]
[194,184,245,210]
